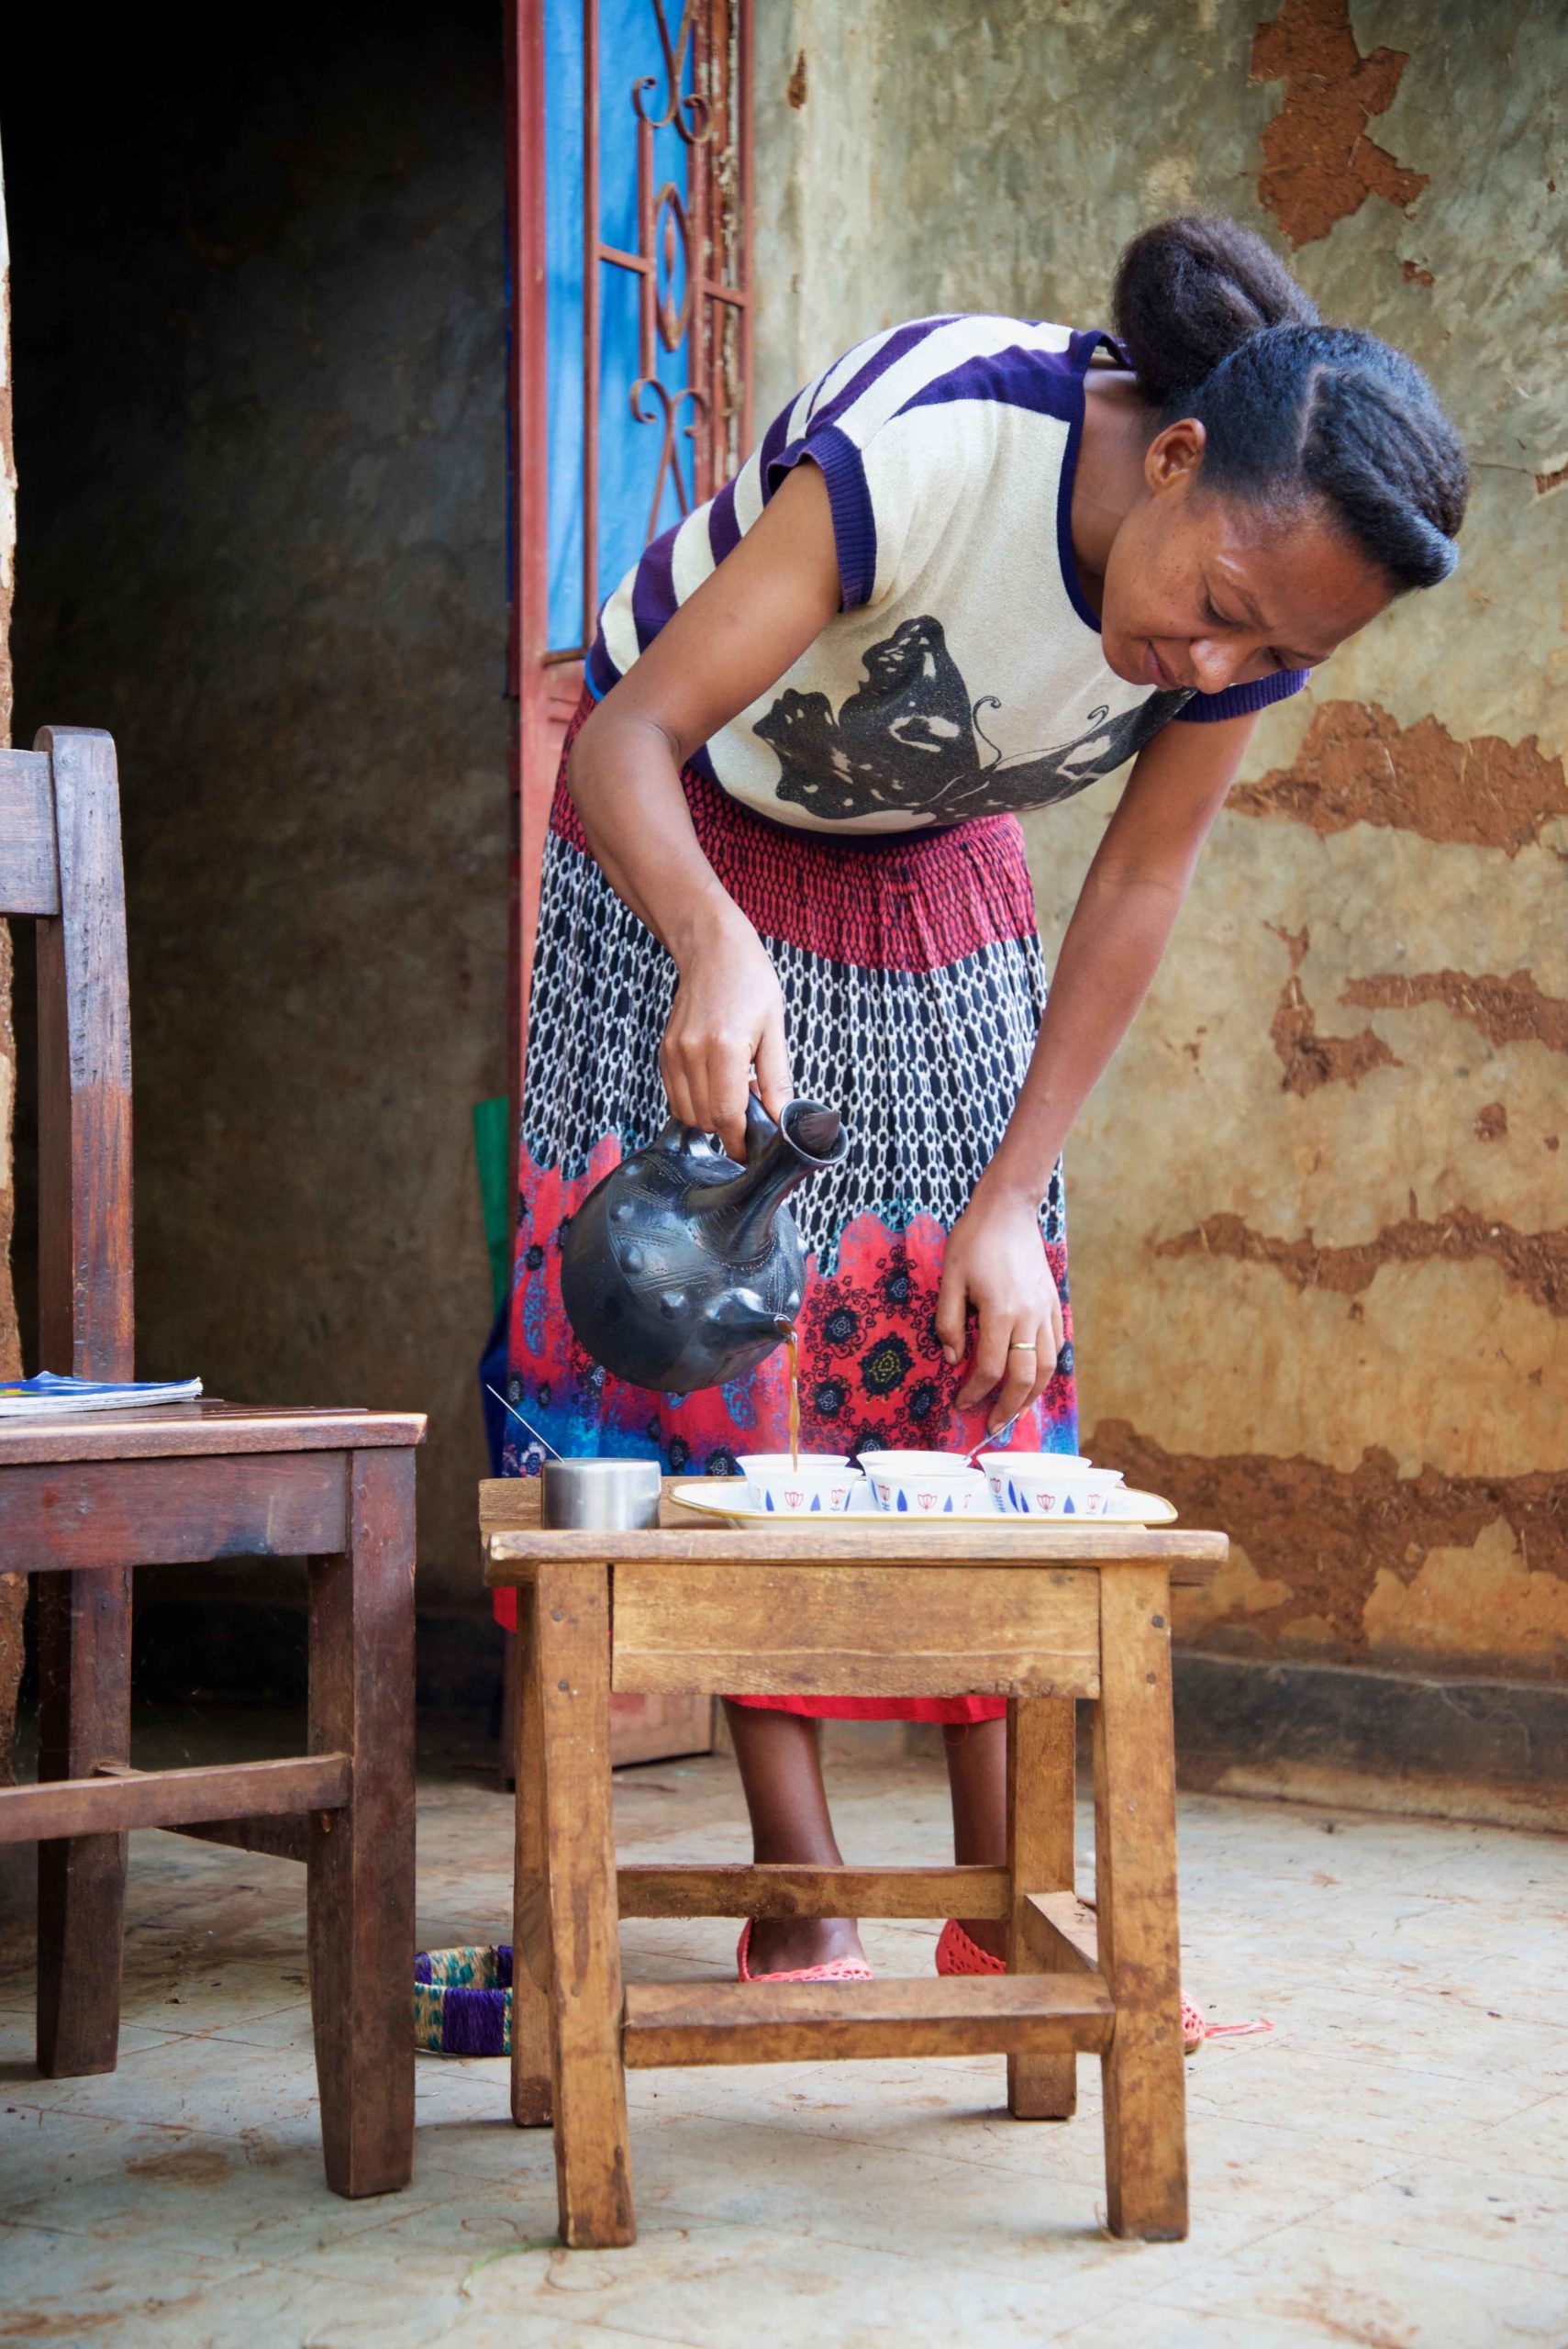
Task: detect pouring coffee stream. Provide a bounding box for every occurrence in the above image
[783,1319,801,1472]
[560,1096,848,1397]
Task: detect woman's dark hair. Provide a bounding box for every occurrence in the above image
[1112,216,1468,591]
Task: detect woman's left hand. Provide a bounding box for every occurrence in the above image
[935,1179,1064,1434]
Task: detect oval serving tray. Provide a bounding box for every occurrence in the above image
[668,1478,1177,1528]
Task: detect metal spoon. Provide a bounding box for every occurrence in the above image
[967,1411,1021,1466]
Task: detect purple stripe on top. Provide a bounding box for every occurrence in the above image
[756,398,796,499]
[1174,668,1309,720]
[585,629,617,697]
[805,316,961,440]
[705,325,958,598]
[707,474,743,567]
[629,516,683,654]
[767,425,877,608]
[895,340,1084,426]
[1058,331,1118,635]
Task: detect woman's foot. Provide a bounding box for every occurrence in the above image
[936,1920,1220,2056]
[721,1704,871,1976]
[936,1918,1006,1975]
[740,1915,869,1975]
[954,1915,1007,1964]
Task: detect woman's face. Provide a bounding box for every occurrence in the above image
[1098,419,1395,696]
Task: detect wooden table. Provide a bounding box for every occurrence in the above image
[483,1477,1225,2248]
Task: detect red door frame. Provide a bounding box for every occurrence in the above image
[499,1,754,1765]
[503,0,754,1187]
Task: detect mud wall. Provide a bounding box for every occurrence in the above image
[3,5,508,1609]
[757,0,1567,1686]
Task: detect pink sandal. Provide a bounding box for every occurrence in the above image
[737,1920,873,1984]
[934,1919,1271,2056]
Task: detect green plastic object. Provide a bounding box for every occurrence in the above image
[473,1097,513,1317]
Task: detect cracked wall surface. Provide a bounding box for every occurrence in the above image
[757,0,1566,1682]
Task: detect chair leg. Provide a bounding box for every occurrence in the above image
[306,1447,417,2199]
[36,1568,130,2076]
[531,1561,634,2248]
[1094,1567,1187,2242]
[1006,1694,1076,2121]
[511,1588,553,2128]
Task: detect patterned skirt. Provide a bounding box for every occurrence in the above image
[500,696,1079,1722]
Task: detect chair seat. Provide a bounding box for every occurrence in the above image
[0,1409,426,1576]
[0,1400,425,1468]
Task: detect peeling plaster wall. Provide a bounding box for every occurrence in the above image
[4,6,507,1609]
[757,0,1567,1684]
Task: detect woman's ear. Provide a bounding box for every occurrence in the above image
[1145,417,1207,495]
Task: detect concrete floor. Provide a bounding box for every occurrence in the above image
[1,1741,1564,2348]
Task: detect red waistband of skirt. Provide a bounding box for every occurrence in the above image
[548,690,1040,974]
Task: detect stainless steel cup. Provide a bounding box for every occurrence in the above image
[540,1456,662,1531]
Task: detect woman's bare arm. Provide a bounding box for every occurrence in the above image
[566,462,842,1157]
[938,708,1259,1426]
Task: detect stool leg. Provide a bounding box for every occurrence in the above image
[1093,1567,1187,2242]
[532,1562,634,2248]
[511,1587,553,2128]
[1006,1695,1076,2121]
[36,1568,130,2076]
[306,1449,417,2199]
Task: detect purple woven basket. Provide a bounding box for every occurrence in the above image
[414,1944,513,2057]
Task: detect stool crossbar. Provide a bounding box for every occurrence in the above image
[482,1478,1226,2249]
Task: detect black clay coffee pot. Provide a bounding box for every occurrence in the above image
[560,1096,849,1394]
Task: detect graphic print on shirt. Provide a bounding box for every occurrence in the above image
[754,617,1189,823]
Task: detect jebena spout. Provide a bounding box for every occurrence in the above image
[559,1094,851,1394]
[696,1097,849,1262]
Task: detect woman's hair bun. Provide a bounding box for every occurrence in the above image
[1112,215,1318,409]
[1109,214,1469,595]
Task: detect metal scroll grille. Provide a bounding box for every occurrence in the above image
[521,0,753,669]
[508,0,753,1052]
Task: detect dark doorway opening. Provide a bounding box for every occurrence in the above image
[3,1,510,1724]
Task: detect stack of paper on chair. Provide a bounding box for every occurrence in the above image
[0,1373,203,1417]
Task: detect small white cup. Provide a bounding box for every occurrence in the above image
[857,1449,976,1476]
[860,1453,993,1517]
[984,1453,1125,1518]
[736,1454,863,1516]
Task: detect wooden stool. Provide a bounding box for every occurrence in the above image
[482,1478,1226,2248]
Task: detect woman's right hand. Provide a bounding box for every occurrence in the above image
[661,904,792,1161]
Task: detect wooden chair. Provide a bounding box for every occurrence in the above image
[0,727,425,2199]
[482,1475,1227,2248]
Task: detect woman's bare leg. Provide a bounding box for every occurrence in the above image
[944,1717,1009,1961]
[722,1702,866,1972]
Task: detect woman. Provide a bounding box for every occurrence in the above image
[502,217,1466,1984]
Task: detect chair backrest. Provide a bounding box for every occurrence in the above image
[0,728,132,1379]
